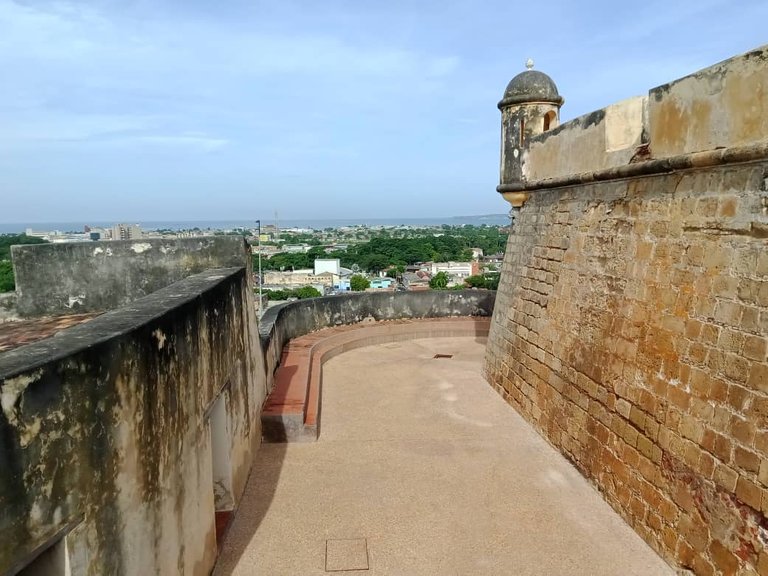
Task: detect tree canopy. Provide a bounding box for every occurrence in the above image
[463,273,500,290]
[0,261,14,292]
[350,275,370,291]
[429,271,449,290]
[0,234,47,261]
[0,234,49,293]
[256,225,506,274]
[263,286,322,300]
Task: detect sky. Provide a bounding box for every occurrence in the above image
[0,0,766,224]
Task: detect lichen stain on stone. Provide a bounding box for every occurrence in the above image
[1,369,43,426]
[652,97,686,156]
[18,415,42,447]
[66,294,86,309]
[724,71,767,145]
[130,243,153,254]
[689,98,713,148]
[153,328,167,350]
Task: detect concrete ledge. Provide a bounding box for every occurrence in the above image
[262,317,491,442]
[10,236,250,318]
[498,140,768,194]
[0,267,245,379]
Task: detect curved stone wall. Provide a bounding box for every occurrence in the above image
[259,290,496,392]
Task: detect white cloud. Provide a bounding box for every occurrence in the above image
[127,135,229,152]
[0,0,460,150]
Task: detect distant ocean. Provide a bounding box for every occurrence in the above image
[0,215,510,234]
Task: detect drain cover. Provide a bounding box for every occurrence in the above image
[433,354,453,359]
[325,538,369,571]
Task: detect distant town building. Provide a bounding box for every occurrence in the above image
[314,258,341,276]
[429,261,477,278]
[111,223,142,240]
[264,270,335,289]
[282,244,311,253]
[24,228,49,238]
[369,278,395,290]
[482,253,504,266]
[402,271,431,290]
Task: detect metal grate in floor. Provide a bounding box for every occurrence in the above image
[325,538,369,572]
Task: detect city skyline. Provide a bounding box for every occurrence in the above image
[1,0,766,222]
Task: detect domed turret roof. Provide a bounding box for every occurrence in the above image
[498,63,563,108]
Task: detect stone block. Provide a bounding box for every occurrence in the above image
[746,363,768,394]
[735,476,762,509]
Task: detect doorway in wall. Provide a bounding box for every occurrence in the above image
[209,389,234,549]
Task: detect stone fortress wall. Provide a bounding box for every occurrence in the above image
[485,46,768,573]
[0,239,266,576]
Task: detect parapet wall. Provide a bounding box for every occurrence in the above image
[260,290,496,392]
[0,268,265,576]
[518,46,767,186]
[524,96,647,182]
[487,45,768,574]
[11,236,251,318]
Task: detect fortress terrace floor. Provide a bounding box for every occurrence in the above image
[215,336,671,576]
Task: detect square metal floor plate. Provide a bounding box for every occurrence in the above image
[325,538,369,572]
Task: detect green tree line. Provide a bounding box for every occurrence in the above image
[263,286,322,300]
[257,225,507,274]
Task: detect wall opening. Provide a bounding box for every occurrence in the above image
[543,111,556,131]
[208,389,234,547]
[519,118,525,147]
[16,536,70,576]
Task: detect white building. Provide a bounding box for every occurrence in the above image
[111,223,142,240]
[314,258,341,276]
[282,244,311,253]
[430,261,474,278]
[264,270,335,288]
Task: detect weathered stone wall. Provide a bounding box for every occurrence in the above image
[0,268,265,576]
[260,290,496,392]
[487,162,768,574]
[487,45,768,575]
[0,293,18,323]
[11,236,250,318]
[649,48,768,158]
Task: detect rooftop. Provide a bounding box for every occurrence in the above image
[0,313,100,353]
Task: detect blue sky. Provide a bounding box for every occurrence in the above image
[0,0,766,223]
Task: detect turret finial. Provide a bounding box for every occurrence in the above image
[525,58,534,70]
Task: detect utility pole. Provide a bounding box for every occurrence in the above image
[274,210,279,244]
[255,220,263,318]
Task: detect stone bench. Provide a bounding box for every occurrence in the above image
[261,317,491,442]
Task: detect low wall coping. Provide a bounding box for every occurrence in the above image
[0,267,245,380]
